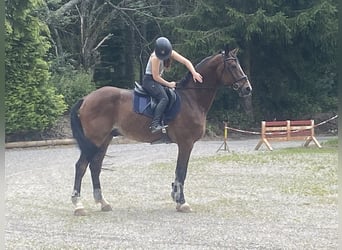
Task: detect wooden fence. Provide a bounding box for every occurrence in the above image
[255,120,322,151]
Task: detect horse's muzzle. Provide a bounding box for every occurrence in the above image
[239,82,252,97]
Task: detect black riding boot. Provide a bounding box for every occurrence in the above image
[150,98,168,133]
[150,119,163,133]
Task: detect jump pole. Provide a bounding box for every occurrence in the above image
[216,122,230,152]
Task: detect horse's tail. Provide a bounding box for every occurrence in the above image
[70,99,99,161]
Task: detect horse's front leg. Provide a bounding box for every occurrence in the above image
[171,143,193,212]
[89,138,112,212]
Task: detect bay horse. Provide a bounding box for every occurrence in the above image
[70,48,252,215]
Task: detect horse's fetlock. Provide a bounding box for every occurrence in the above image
[171,181,184,203]
[71,190,81,205]
[72,197,84,211]
[93,188,103,202]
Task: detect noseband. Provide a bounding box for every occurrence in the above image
[222,53,249,92]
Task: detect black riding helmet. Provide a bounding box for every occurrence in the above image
[155,37,172,61]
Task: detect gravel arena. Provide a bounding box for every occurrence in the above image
[5,136,338,249]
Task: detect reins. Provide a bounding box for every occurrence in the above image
[175,85,228,90]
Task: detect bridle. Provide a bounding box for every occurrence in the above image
[221,52,249,93]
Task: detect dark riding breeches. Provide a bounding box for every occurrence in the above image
[142,74,169,122]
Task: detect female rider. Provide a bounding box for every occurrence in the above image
[142,37,203,133]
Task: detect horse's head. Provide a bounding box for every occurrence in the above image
[218,48,252,97]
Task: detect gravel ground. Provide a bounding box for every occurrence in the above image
[5,137,337,249]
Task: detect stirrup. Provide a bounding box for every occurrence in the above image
[150,124,163,133]
[150,124,168,134]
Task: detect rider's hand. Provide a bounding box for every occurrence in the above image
[168,81,177,89]
[193,72,203,83]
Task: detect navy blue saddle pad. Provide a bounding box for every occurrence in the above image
[133,83,181,123]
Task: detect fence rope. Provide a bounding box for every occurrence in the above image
[224,115,338,136]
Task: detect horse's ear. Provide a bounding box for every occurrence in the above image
[231,48,239,56]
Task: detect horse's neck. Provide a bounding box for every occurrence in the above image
[181,56,220,114]
[190,86,218,115]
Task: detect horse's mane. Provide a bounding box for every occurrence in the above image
[178,72,192,87]
[177,53,219,88]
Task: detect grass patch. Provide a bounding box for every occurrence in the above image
[193,197,255,218]
[151,144,337,203]
[322,138,338,148]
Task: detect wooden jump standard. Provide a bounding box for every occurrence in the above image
[255,120,322,151]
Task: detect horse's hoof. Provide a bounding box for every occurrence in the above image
[101,204,113,212]
[176,202,192,213]
[74,208,87,216]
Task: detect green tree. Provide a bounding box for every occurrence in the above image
[225,0,338,120]
[44,0,198,87]
[163,0,337,124]
[5,0,66,135]
[38,0,337,132]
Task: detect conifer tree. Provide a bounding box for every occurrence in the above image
[5,0,66,135]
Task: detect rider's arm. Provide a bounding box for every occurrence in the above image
[171,50,203,83]
[151,56,174,88]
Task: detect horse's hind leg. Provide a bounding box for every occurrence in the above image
[71,153,89,216]
[89,136,113,212]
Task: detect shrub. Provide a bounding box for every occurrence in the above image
[51,70,96,110]
[5,85,67,134]
[5,0,67,135]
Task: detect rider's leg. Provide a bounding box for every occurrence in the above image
[142,75,169,133]
[150,95,168,133]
